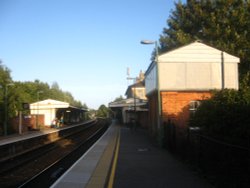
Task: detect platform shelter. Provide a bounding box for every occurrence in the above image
[30,99,87,126]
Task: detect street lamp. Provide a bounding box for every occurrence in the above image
[36,90,43,129]
[141,40,162,130]
[4,83,14,136]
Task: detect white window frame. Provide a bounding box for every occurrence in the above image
[189,100,201,115]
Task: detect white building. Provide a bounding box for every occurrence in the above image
[146,41,240,95]
[145,41,240,139]
[30,99,87,126]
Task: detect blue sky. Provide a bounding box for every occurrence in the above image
[0,0,178,109]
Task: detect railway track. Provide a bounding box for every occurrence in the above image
[0,120,96,174]
[0,118,110,187]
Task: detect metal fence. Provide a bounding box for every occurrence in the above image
[187,131,250,187]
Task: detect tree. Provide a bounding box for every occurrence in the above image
[51,81,60,90]
[113,95,124,102]
[0,61,14,133]
[160,0,250,75]
[0,61,12,87]
[0,61,88,132]
[189,89,250,141]
[160,0,250,142]
[96,104,110,118]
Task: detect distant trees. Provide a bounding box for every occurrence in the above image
[0,61,88,133]
[0,61,15,125]
[96,104,111,118]
[11,80,86,109]
[113,95,124,102]
[0,61,12,86]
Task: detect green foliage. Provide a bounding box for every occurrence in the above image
[0,61,12,87]
[113,95,124,102]
[0,61,13,123]
[161,0,250,141]
[190,73,250,140]
[189,89,250,140]
[86,109,96,120]
[96,104,111,118]
[12,81,86,109]
[160,0,250,75]
[0,61,87,128]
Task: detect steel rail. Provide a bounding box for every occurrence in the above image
[0,120,96,175]
[18,120,109,188]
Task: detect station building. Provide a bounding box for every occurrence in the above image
[109,98,148,127]
[109,71,148,128]
[145,41,240,146]
[29,99,88,128]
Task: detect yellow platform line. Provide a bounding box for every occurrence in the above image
[107,129,120,188]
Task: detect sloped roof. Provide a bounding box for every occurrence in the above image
[30,99,70,109]
[29,99,87,110]
[158,41,240,63]
[125,80,145,96]
[109,98,147,108]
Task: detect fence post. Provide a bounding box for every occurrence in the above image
[19,111,22,134]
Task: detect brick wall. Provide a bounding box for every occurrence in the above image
[161,91,211,150]
[147,90,211,148]
[10,115,45,133]
[161,91,211,127]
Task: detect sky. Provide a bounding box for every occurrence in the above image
[0,0,178,109]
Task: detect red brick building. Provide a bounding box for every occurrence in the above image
[145,41,240,147]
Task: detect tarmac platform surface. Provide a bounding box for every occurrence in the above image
[113,126,212,188]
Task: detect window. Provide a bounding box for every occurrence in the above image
[189,101,201,117]
[136,89,144,99]
[134,88,145,99]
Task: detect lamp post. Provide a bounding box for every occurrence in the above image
[4,83,14,136]
[36,91,43,129]
[221,51,225,89]
[141,40,162,129]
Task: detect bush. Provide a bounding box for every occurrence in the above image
[189,89,250,141]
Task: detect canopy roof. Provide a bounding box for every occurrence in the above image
[30,99,87,111]
[109,98,147,108]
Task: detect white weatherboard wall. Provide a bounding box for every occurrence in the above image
[159,62,239,90]
[30,99,70,126]
[145,41,240,95]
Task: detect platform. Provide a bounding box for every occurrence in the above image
[51,120,119,188]
[0,120,95,146]
[0,120,96,162]
[112,127,213,188]
[51,120,213,188]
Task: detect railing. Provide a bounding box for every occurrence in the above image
[187,131,250,187]
[162,122,250,187]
